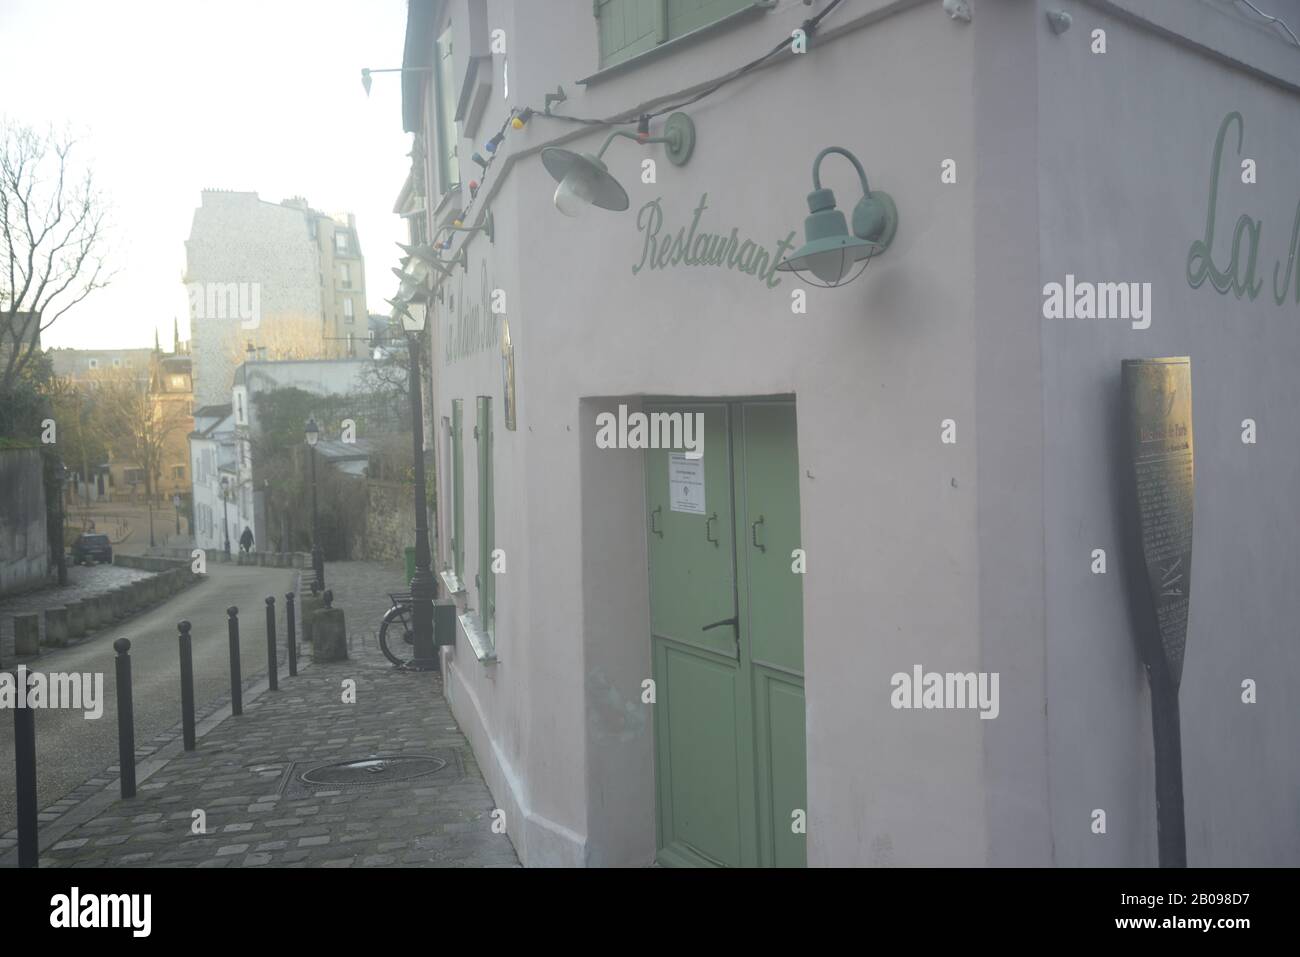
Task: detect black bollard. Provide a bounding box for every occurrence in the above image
[285,591,298,677]
[114,638,136,799]
[15,667,38,868]
[178,620,196,751]
[265,596,278,691]
[227,606,242,716]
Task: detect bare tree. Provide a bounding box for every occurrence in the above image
[93,368,190,546]
[0,120,112,394]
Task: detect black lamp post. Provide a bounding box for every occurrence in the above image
[396,288,438,671]
[220,476,231,558]
[54,459,68,586]
[172,493,182,537]
[305,417,325,591]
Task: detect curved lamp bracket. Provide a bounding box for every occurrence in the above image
[812,146,898,253]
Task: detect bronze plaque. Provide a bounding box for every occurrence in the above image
[1122,358,1194,688]
[500,315,517,431]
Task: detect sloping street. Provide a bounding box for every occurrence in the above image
[0,561,296,837]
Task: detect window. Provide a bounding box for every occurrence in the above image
[87,358,99,370]
[170,375,186,388]
[595,0,757,69]
[113,358,122,368]
[340,262,352,289]
[334,231,349,255]
[172,465,185,479]
[125,468,145,484]
[475,396,495,634]
[343,298,355,323]
[433,23,460,195]
[451,398,465,581]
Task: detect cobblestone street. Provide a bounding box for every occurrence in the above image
[3,560,519,868]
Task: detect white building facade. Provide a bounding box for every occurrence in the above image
[399,0,1300,868]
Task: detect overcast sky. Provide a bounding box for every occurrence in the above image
[0,0,412,350]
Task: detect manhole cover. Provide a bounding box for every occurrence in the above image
[299,754,448,786]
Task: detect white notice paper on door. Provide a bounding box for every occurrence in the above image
[669,452,705,514]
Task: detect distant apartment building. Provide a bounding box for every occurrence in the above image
[49,347,154,387]
[47,338,193,505]
[190,356,374,554]
[189,403,236,555]
[149,351,195,503]
[184,190,369,407]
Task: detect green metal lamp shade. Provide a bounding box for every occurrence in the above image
[776,233,883,286]
[777,146,899,288]
[541,147,629,215]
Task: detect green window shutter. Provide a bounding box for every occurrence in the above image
[475,396,495,634]
[667,0,753,37]
[452,399,464,580]
[434,25,460,194]
[595,0,663,68]
[596,0,756,68]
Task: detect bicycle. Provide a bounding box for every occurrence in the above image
[378,592,415,667]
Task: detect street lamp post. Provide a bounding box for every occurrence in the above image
[172,493,182,537]
[305,418,325,591]
[221,476,231,558]
[397,294,438,671]
[54,459,68,586]
[147,476,156,548]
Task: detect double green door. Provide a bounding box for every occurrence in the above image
[646,400,806,867]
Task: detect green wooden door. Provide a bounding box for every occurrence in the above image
[647,399,805,867]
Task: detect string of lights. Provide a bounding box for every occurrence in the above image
[442,0,847,247]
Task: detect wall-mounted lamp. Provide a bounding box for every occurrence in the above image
[391,262,433,302]
[434,210,494,245]
[360,66,432,96]
[541,112,696,216]
[775,146,898,288]
[397,298,427,333]
[543,87,566,115]
[397,241,471,274]
[426,246,468,276]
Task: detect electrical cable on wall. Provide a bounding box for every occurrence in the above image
[440,0,847,249]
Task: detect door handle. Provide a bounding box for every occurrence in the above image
[650,505,663,538]
[701,615,738,632]
[751,514,766,552]
[705,511,719,547]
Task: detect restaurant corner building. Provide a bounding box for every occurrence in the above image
[395,0,1300,867]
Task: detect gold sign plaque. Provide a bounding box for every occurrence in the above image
[1122,357,1194,689]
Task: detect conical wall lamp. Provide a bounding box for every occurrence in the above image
[541,112,696,216]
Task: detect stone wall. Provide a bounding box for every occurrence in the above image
[0,447,49,596]
[360,479,417,563]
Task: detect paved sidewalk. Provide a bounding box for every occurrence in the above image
[20,560,519,868]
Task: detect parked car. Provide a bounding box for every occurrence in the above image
[71,533,113,565]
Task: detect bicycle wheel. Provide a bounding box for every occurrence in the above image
[378,604,414,667]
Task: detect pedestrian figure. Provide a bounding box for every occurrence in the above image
[239,526,254,554]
